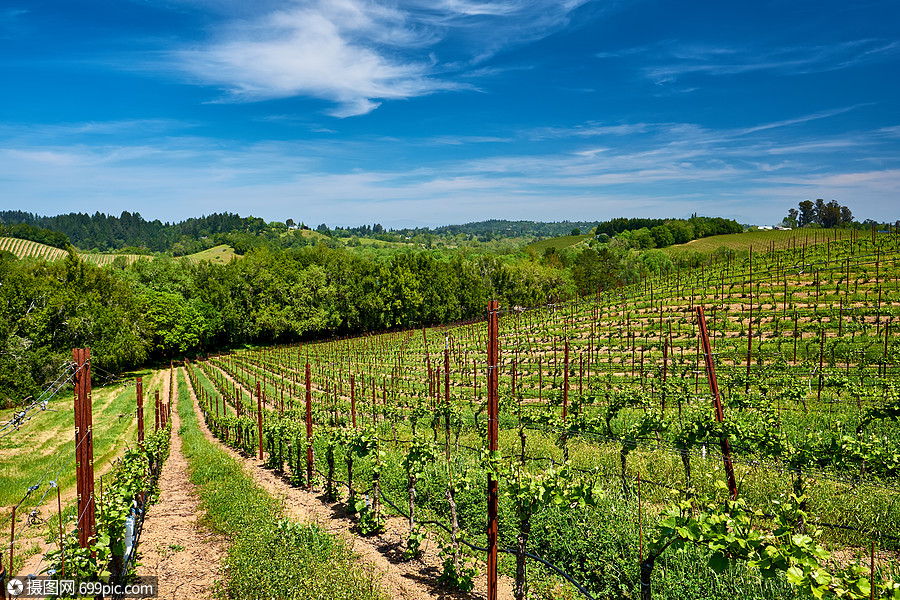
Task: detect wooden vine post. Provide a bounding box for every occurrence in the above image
[487,300,500,600]
[136,376,144,444]
[305,362,314,489]
[350,374,356,428]
[444,346,451,439]
[73,347,96,549]
[695,308,738,500]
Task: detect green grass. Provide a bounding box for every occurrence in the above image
[176,368,386,600]
[0,370,158,507]
[182,244,238,264]
[524,234,593,254]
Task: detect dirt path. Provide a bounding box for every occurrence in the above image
[184,366,514,600]
[136,368,226,600]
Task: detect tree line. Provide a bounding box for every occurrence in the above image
[594,215,743,246]
[0,221,70,249]
[0,210,266,253]
[0,244,572,403]
[1,226,718,404]
[784,200,853,229]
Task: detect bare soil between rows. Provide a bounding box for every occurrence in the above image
[136,368,226,600]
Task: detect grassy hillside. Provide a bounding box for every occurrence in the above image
[665,227,854,258]
[524,233,592,253]
[183,244,239,264]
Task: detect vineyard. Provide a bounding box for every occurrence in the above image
[174,229,900,599]
[0,237,67,261]
[2,229,899,599]
[0,236,236,266]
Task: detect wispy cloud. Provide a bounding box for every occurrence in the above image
[601,39,900,85]
[169,0,590,116]
[0,7,29,39]
[3,106,897,225]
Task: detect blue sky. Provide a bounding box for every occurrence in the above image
[1,0,898,228]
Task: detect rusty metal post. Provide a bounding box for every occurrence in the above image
[169,362,174,417]
[563,339,569,421]
[155,390,160,432]
[305,363,313,490]
[257,382,264,460]
[136,377,144,444]
[487,300,500,600]
[73,348,96,548]
[746,247,753,394]
[538,357,542,404]
[445,346,451,439]
[662,339,668,414]
[351,374,356,428]
[695,309,738,500]
[818,330,825,403]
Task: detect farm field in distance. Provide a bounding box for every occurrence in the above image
[0,236,240,266]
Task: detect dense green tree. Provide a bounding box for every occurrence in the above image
[0,251,147,403]
[0,222,69,249]
[639,249,674,275]
[667,221,694,244]
[791,200,854,228]
[650,225,674,248]
[572,248,603,296]
[141,291,212,357]
[798,201,815,227]
[817,200,843,228]
[631,228,655,249]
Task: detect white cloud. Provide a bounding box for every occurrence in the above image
[169,0,590,116]
[175,2,454,116]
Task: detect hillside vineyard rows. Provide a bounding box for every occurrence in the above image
[0,236,147,266]
[175,230,900,600]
